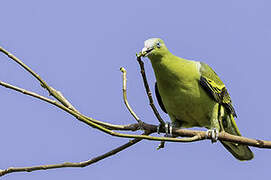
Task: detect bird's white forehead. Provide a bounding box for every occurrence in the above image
[144,38,159,48]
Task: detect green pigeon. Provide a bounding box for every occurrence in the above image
[140,38,253,160]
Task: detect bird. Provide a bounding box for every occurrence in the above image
[140,38,253,160]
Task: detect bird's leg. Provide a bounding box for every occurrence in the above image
[164,122,173,137]
[218,104,225,132]
[156,122,173,136]
[207,103,220,143]
[206,128,219,143]
[156,122,173,150]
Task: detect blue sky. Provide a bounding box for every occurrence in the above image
[1,0,270,179]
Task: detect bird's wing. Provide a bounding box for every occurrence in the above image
[199,62,255,160]
[199,62,237,117]
[155,82,167,113]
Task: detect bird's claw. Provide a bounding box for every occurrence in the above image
[165,122,173,137]
[156,122,173,150]
[156,122,173,137]
[206,128,219,143]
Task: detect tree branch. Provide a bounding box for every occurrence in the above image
[136,55,165,126]
[0,80,203,142]
[120,67,141,123]
[1,46,271,178]
[136,55,167,149]
[0,46,73,109]
[0,80,137,131]
[0,131,151,177]
[1,80,270,147]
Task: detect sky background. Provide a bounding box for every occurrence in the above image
[1,0,271,179]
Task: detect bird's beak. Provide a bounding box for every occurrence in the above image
[141,46,154,57]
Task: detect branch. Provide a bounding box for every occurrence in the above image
[0,132,151,177]
[0,46,141,132]
[0,80,139,132]
[136,55,167,149]
[0,46,75,110]
[120,67,141,123]
[136,55,165,126]
[0,80,203,142]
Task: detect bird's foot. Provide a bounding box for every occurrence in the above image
[156,122,173,150]
[165,122,173,137]
[206,128,219,143]
[157,122,173,137]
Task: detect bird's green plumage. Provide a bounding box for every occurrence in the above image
[199,62,237,117]
[141,38,253,160]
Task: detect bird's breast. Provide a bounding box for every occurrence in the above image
[154,59,214,128]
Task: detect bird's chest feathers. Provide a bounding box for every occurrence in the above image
[157,68,201,112]
[152,58,210,126]
[152,58,201,96]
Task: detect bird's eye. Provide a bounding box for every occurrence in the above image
[157,42,161,48]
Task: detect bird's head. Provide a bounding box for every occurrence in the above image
[140,38,168,58]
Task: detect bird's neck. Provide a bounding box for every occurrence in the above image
[148,50,175,65]
[149,52,183,84]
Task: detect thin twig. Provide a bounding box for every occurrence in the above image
[50,87,77,111]
[136,56,165,126]
[0,131,151,177]
[0,80,138,132]
[0,46,65,106]
[120,67,141,123]
[136,55,166,149]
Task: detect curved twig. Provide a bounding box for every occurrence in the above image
[136,56,165,126]
[0,80,203,143]
[120,67,141,123]
[0,131,151,177]
[136,56,167,148]
[0,46,123,131]
[0,80,139,132]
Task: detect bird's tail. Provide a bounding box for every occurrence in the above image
[220,114,254,161]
